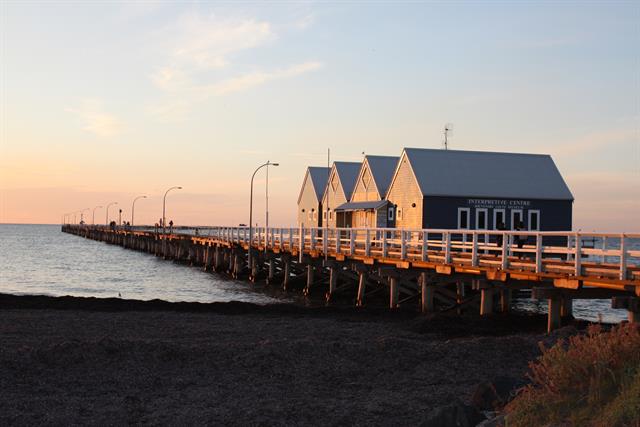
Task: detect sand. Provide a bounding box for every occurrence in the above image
[0,294,570,426]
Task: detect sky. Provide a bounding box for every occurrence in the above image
[0,1,638,231]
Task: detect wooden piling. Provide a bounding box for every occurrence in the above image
[548,298,562,332]
[304,264,314,295]
[561,297,573,319]
[356,271,366,307]
[389,277,399,309]
[421,274,434,313]
[500,288,512,313]
[282,256,291,291]
[480,288,493,316]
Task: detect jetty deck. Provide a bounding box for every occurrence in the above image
[62,225,640,331]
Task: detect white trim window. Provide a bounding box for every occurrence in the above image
[528,210,540,231]
[388,207,395,221]
[323,211,327,221]
[475,208,488,230]
[511,209,523,230]
[458,207,470,229]
[493,209,506,230]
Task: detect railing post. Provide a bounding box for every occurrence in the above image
[620,234,627,280]
[566,235,573,262]
[336,229,341,254]
[350,230,355,255]
[421,231,427,262]
[323,228,328,255]
[471,232,478,267]
[382,231,388,257]
[279,228,284,249]
[310,228,316,251]
[400,230,407,259]
[574,232,582,276]
[501,232,509,270]
[444,231,451,264]
[365,229,371,256]
[535,233,542,273]
[299,225,304,263]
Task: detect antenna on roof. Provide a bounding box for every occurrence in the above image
[443,123,453,150]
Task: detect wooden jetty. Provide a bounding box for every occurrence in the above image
[62,224,640,331]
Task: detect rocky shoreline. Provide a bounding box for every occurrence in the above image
[0,294,586,425]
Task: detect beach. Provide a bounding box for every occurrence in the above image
[0,294,579,426]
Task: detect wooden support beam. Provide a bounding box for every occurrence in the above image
[561,297,573,319]
[304,264,314,295]
[500,288,512,313]
[389,277,399,309]
[267,258,275,284]
[612,296,640,323]
[456,281,465,314]
[480,288,493,316]
[326,267,338,303]
[421,272,434,313]
[282,256,291,291]
[548,298,562,332]
[356,271,367,307]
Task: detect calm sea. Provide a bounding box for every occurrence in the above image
[0,224,637,323]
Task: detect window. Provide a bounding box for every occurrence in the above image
[476,208,488,230]
[528,210,540,231]
[388,207,394,221]
[493,209,505,230]
[397,208,403,220]
[511,209,523,230]
[458,208,470,229]
[329,211,333,220]
[323,211,327,221]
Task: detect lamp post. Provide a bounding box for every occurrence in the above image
[249,161,279,270]
[162,186,182,234]
[131,195,147,227]
[105,202,118,225]
[92,205,102,225]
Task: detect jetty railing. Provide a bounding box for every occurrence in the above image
[87,225,639,282]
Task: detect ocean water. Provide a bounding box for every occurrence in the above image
[0,224,637,323]
[0,224,283,304]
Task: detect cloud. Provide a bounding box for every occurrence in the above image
[204,61,322,96]
[147,11,322,120]
[166,13,274,70]
[65,100,123,137]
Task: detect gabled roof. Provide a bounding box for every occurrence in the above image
[400,148,574,200]
[364,155,399,198]
[333,161,361,201]
[297,166,330,204]
[308,167,330,201]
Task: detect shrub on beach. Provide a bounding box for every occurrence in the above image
[505,323,640,427]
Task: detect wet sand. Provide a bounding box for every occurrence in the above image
[0,294,578,425]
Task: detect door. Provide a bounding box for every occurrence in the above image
[511,209,523,229]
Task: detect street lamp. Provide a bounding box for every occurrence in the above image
[131,195,147,227]
[162,186,182,234]
[249,161,279,270]
[92,205,102,225]
[105,202,118,225]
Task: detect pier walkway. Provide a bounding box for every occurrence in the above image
[63,224,640,331]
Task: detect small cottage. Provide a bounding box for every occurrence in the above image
[321,161,361,228]
[385,148,573,231]
[335,155,399,228]
[297,166,330,227]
